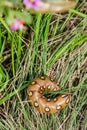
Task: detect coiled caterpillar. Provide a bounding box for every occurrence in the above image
[27,76,71,113]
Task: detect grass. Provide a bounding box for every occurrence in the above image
[0,0,87,130]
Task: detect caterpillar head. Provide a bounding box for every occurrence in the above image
[56,94,71,110]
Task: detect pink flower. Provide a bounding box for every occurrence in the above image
[10,19,25,31]
[23,0,43,10]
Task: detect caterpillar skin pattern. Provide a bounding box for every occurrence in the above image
[27,76,71,113]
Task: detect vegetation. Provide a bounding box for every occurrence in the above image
[0,0,87,130]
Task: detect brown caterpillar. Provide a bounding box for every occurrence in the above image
[38,1,76,13]
[31,0,76,14]
[27,76,71,113]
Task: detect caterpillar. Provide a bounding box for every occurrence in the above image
[27,76,71,113]
[34,0,76,14]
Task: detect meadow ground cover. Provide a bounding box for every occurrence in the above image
[0,0,87,130]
